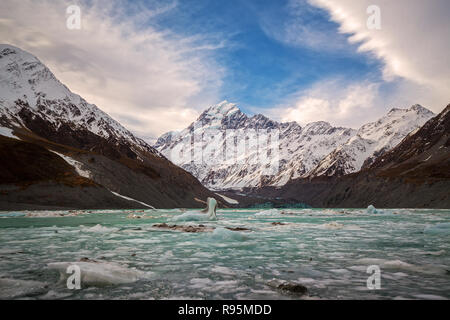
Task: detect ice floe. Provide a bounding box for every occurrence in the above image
[47,261,149,286]
[207,227,249,241]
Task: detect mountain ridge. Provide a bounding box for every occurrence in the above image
[156,100,435,190]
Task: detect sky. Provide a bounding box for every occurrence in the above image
[0,0,449,140]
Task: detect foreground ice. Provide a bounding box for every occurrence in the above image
[207,227,249,241]
[48,261,149,287]
[0,207,449,300]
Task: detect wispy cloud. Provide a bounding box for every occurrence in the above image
[0,0,225,138]
[307,0,450,112]
[263,0,449,127]
[261,79,381,128]
[259,0,352,53]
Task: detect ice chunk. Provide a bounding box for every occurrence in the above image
[367,205,380,214]
[47,261,148,287]
[0,212,26,217]
[172,212,212,222]
[208,227,249,241]
[255,209,280,216]
[355,258,447,275]
[172,198,217,221]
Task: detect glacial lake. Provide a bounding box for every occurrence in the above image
[0,208,449,300]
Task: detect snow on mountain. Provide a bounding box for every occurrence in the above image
[310,104,435,177]
[0,44,158,156]
[156,101,356,190]
[156,101,435,190]
[0,126,18,139]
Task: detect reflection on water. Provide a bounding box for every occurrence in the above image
[0,208,449,300]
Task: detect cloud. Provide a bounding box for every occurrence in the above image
[0,0,225,138]
[306,0,450,113]
[264,79,382,128]
[259,0,351,53]
[264,0,449,128]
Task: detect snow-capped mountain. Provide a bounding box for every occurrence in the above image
[156,101,356,190]
[0,44,216,209]
[309,105,435,177]
[156,101,435,190]
[0,44,157,156]
[265,103,450,209]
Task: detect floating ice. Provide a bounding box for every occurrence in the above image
[208,227,249,241]
[0,212,26,218]
[172,198,217,222]
[355,258,448,275]
[424,223,450,235]
[366,205,385,214]
[24,211,86,218]
[255,209,280,216]
[47,261,148,286]
[82,224,119,233]
[0,278,48,299]
[172,212,212,222]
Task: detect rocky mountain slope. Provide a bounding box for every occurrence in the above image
[0,44,217,210]
[310,105,434,177]
[251,104,450,208]
[156,101,434,190]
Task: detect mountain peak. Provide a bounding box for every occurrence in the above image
[387,104,434,117]
[0,44,157,155]
[194,101,246,129]
[0,44,43,69]
[409,104,434,115]
[204,101,240,117]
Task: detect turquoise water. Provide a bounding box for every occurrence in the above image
[0,208,449,300]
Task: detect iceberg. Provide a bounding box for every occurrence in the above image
[367,205,380,214]
[172,197,218,222]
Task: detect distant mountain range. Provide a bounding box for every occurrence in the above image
[156,101,435,190]
[251,103,450,208]
[0,44,217,210]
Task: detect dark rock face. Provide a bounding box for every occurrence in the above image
[0,135,149,210]
[250,104,450,209]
